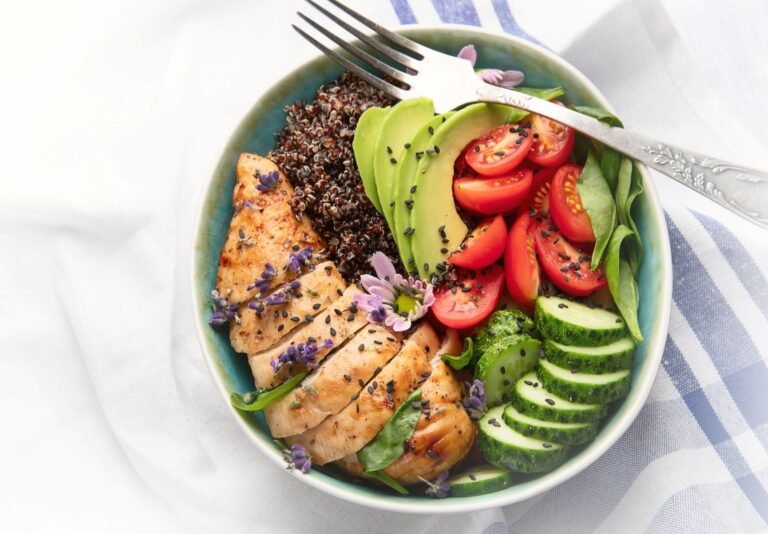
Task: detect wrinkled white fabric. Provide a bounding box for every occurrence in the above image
[2,0,767,532]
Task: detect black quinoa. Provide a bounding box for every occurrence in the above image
[270,72,398,280]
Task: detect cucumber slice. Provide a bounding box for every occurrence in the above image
[535,296,627,346]
[475,335,541,406]
[502,404,598,446]
[543,337,635,373]
[511,371,606,423]
[479,406,569,473]
[447,465,513,497]
[538,359,631,404]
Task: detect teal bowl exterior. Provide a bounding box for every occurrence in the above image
[191,25,672,514]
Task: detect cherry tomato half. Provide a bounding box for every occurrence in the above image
[533,218,606,297]
[449,215,507,270]
[465,124,534,177]
[550,163,595,243]
[453,167,533,215]
[527,102,575,168]
[432,265,504,330]
[517,166,557,216]
[504,212,540,311]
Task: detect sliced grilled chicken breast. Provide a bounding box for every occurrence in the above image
[248,285,368,388]
[286,323,440,465]
[230,262,345,354]
[336,328,476,484]
[216,154,323,304]
[265,325,403,438]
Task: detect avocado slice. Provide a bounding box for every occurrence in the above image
[392,111,454,273]
[353,106,391,214]
[373,98,435,230]
[411,89,564,281]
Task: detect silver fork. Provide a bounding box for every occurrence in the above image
[294,0,768,229]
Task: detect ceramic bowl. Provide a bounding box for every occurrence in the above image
[191,24,672,514]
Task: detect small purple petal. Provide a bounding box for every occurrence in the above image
[457,44,477,66]
[477,68,504,84]
[369,252,397,283]
[497,70,525,89]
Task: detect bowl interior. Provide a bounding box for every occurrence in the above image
[192,26,671,513]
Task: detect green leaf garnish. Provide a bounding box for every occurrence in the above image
[441,338,474,370]
[230,372,308,412]
[358,388,423,472]
[578,151,617,269]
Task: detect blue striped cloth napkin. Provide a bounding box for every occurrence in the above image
[385,0,768,532]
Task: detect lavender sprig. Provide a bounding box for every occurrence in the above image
[283,444,312,473]
[247,263,277,294]
[463,379,487,421]
[286,246,314,272]
[255,170,280,192]
[208,289,240,327]
[263,280,302,306]
[271,339,333,374]
[420,472,451,498]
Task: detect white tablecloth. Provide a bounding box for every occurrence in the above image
[3,0,768,532]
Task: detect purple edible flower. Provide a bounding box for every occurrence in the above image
[283,444,312,473]
[421,471,451,498]
[271,339,334,373]
[247,263,277,294]
[353,252,434,332]
[457,44,525,89]
[208,289,240,327]
[287,247,314,273]
[255,170,280,192]
[263,280,302,306]
[463,379,487,420]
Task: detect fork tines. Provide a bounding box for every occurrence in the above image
[293,0,427,99]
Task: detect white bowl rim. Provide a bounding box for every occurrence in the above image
[190,22,673,515]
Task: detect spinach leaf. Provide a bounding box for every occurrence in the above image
[605,225,643,342]
[600,147,621,193]
[367,470,409,495]
[441,338,474,370]
[516,86,566,101]
[358,388,423,472]
[570,105,624,127]
[615,158,644,273]
[577,151,617,269]
[230,372,308,412]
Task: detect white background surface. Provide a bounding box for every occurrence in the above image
[2,0,767,532]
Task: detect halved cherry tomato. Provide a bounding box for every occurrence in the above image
[527,102,575,168]
[453,167,533,215]
[464,124,534,176]
[432,265,504,329]
[449,215,507,270]
[504,212,539,311]
[550,163,595,243]
[533,218,606,296]
[517,166,557,216]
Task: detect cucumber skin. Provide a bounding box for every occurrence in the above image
[543,339,634,373]
[448,468,513,497]
[475,335,541,406]
[479,426,569,473]
[535,299,627,347]
[537,364,631,404]
[510,388,606,424]
[502,406,599,446]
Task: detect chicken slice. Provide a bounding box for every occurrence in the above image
[248,285,368,388]
[264,325,403,438]
[336,329,477,485]
[216,154,323,304]
[286,323,440,465]
[230,262,346,354]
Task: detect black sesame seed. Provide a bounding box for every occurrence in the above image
[545,398,555,406]
[390,157,397,164]
[358,344,365,351]
[290,316,301,322]
[428,126,434,135]
[524,380,533,386]
[426,450,438,459]
[473,145,480,153]
[343,374,352,381]
[347,314,355,321]
[277,324,285,332]
[325,315,331,324]
[410,185,417,193]
[386,145,393,154]
[404,142,411,149]
[330,327,337,336]
[312,303,322,310]
[542,443,552,449]
[336,289,344,297]
[558,303,568,309]
[469,473,477,481]
[500,366,506,375]
[367,386,374,394]
[433,145,440,154]
[358,379,365,387]
[404,227,415,236]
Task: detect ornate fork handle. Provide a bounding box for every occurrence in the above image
[477,84,768,229]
